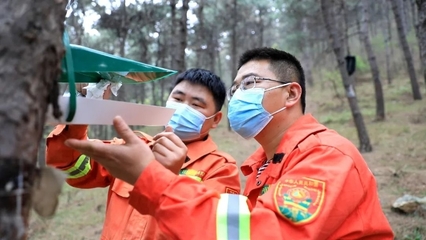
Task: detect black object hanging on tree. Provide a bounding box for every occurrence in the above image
[345,55,356,76]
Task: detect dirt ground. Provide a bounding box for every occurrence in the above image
[28,77,426,239]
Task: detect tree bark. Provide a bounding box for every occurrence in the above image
[412,0,419,29]
[177,0,189,73]
[69,1,85,45]
[169,0,177,71]
[302,17,314,87]
[390,0,422,100]
[416,0,426,86]
[320,0,373,152]
[195,0,205,69]
[0,0,66,239]
[383,0,393,85]
[359,0,386,121]
[400,0,409,34]
[114,0,128,103]
[228,0,238,132]
[119,0,128,58]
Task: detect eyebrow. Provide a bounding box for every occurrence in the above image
[241,73,260,79]
[192,96,207,105]
[172,90,207,105]
[172,90,185,96]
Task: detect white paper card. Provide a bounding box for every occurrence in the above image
[45,96,175,126]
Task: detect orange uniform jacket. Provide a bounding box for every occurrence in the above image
[128,114,394,240]
[45,125,240,240]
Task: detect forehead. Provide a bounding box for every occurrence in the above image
[171,80,214,101]
[233,60,276,83]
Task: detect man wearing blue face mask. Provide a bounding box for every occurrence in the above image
[65,48,393,239]
[162,68,240,193]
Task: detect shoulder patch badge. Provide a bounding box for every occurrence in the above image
[274,177,326,224]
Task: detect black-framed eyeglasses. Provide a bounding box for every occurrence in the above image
[227,76,291,100]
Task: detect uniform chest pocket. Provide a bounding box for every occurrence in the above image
[106,179,148,239]
[111,179,134,198]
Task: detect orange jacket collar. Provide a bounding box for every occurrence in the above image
[182,135,217,168]
[241,114,327,177]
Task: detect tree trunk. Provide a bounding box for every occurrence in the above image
[412,0,419,29]
[400,0,409,34]
[207,30,217,72]
[152,36,164,106]
[383,0,393,84]
[390,0,422,99]
[0,0,66,239]
[406,0,413,32]
[320,0,373,152]
[169,0,177,71]
[258,7,265,48]
[359,0,386,121]
[342,1,351,55]
[228,0,238,131]
[302,17,314,87]
[114,0,128,103]
[415,0,426,86]
[119,0,127,58]
[138,39,148,105]
[69,2,85,45]
[176,0,189,73]
[141,85,146,104]
[195,0,205,69]
[150,82,158,106]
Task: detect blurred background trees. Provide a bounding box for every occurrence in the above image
[37,0,425,158]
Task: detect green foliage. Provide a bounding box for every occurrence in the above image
[406,30,419,46]
[370,33,386,51]
[321,68,343,89]
[403,227,425,240]
[387,83,413,96]
[322,69,340,81]
[355,55,370,73]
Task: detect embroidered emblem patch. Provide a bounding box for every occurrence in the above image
[179,169,206,182]
[274,177,326,224]
[225,187,239,194]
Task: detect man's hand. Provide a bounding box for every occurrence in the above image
[64,116,153,185]
[76,83,88,97]
[152,126,187,174]
[76,83,112,99]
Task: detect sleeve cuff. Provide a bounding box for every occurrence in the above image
[129,160,177,215]
[48,124,88,139]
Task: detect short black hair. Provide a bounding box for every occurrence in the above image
[173,68,226,112]
[238,47,306,113]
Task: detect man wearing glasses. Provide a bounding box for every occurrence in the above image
[66,47,394,239]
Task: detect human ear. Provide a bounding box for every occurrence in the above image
[285,82,302,108]
[211,111,222,129]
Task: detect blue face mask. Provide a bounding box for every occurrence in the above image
[227,86,288,139]
[165,101,214,141]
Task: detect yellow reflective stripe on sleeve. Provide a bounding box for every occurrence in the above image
[216,194,251,240]
[64,155,91,179]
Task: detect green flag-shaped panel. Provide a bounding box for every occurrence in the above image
[59,44,177,84]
